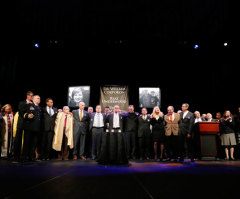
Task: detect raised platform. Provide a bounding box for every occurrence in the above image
[1,159,240,199]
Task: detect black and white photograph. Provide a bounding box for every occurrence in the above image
[68,86,90,107]
[139,87,161,108]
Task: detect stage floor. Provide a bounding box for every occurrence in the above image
[1,159,240,199]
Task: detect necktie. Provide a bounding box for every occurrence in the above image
[49,107,52,116]
[170,114,173,122]
[64,114,68,127]
[80,110,82,121]
[7,114,11,133]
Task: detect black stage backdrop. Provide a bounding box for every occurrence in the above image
[0,0,238,115]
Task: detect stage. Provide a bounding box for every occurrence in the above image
[1,159,239,199]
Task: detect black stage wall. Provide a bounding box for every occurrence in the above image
[0,0,238,114]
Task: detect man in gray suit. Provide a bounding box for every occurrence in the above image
[72,102,90,160]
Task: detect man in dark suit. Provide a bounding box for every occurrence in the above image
[138,108,151,160]
[41,98,58,160]
[72,102,90,160]
[13,91,34,162]
[178,103,195,161]
[124,105,139,159]
[21,95,42,162]
[89,105,106,160]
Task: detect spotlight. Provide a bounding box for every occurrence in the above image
[34,43,39,48]
[194,44,199,49]
[223,42,228,47]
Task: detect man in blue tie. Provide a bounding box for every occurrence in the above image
[41,98,58,160]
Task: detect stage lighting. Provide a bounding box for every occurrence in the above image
[34,43,39,48]
[194,44,199,49]
[224,42,228,46]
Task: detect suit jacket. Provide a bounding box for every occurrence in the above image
[22,103,42,132]
[138,115,151,137]
[72,109,90,135]
[123,112,139,132]
[179,111,194,135]
[89,112,107,131]
[106,113,124,132]
[164,113,180,136]
[42,106,58,132]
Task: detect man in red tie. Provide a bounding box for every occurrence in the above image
[164,106,180,161]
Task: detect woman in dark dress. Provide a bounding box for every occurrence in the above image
[150,106,165,161]
[97,105,128,165]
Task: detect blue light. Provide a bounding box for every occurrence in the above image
[194,44,199,49]
[34,43,39,48]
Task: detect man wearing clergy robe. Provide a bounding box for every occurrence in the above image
[0,104,14,158]
[138,108,151,160]
[52,106,73,160]
[72,102,90,160]
[89,105,106,160]
[164,106,180,161]
[41,98,58,160]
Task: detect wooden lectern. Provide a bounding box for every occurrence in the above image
[198,122,219,160]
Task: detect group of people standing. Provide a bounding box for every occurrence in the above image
[1,91,240,165]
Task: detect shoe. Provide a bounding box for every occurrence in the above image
[146,157,150,160]
[73,156,78,160]
[80,156,86,160]
[230,157,235,161]
[224,158,229,161]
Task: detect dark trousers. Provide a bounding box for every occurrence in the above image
[178,134,193,159]
[91,127,103,158]
[14,128,24,160]
[165,134,178,159]
[125,131,137,158]
[22,130,40,160]
[41,130,54,159]
[73,132,86,157]
[85,130,92,158]
[58,133,69,160]
[138,134,150,159]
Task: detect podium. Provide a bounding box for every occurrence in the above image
[198,122,219,160]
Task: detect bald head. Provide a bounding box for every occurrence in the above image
[114,105,120,113]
